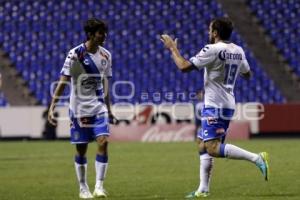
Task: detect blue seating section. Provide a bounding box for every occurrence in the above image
[0,0,285,105]
[247,0,300,76]
[0,91,7,106]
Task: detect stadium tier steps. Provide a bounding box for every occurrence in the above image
[247,0,300,77]
[0,0,285,105]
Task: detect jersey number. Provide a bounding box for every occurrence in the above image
[224,64,238,85]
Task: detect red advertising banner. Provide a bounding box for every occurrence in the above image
[110,122,249,142]
[110,124,195,142]
[259,104,300,133]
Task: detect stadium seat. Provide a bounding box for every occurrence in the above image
[0,91,7,106]
[0,0,286,105]
[247,0,300,77]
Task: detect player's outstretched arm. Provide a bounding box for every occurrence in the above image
[160,34,196,73]
[48,75,70,126]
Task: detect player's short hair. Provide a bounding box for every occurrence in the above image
[84,18,108,40]
[211,17,233,40]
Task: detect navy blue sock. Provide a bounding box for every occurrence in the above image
[199,150,208,155]
[96,154,108,163]
[75,155,87,164]
[219,144,226,157]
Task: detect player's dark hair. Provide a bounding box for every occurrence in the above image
[84,18,108,40]
[211,17,233,40]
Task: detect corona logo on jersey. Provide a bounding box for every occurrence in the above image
[218,50,242,61]
[81,77,100,90]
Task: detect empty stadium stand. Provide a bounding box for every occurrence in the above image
[0,49,38,106]
[218,0,299,102]
[247,0,300,77]
[0,0,286,105]
[0,92,7,106]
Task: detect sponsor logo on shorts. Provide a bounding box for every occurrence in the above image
[216,128,225,134]
[74,131,80,140]
[203,130,208,136]
[207,117,218,124]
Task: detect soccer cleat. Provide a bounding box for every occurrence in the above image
[185,191,209,198]
[93,187,107,198]
[79,187,93,199]
[256,152,270,181]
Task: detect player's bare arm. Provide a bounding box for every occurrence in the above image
[160,34,196,72]
[48,75,71,126]
[240,70,252,80]
[102,77,116,124]
[102,77,112,114]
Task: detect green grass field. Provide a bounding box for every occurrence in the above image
[0,139,300,200]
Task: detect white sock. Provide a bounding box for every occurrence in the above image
[95,156,108,189]
[197,153,213,193]
[74,162,88,189]
[224,144,260,163]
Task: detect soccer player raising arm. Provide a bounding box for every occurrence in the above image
[161,17,268,198]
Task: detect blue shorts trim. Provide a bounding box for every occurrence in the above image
[197,107,234,142]
[71,141,90,144]
[70,113,110,144]
[95,133,110,137]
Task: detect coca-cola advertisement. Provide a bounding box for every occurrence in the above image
[110,124,195,142]
[110,122,249,142]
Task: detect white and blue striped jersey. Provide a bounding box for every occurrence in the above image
[61,44,112,118]
[189,41,250,109]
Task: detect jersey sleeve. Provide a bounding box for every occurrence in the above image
[240,50,250,74]
[189,45,215,70]
[60,50,76,77]
[105,53,112,78]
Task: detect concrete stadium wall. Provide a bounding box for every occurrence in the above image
[0,106,69,138]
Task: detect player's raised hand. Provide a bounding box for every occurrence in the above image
[160,34,178,50]
[174,38,178,47]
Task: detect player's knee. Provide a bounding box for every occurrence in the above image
[76,144,88,156]
[96,136,108,147]
[206,146,218,157]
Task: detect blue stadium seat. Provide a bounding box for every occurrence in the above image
[0,91,8,106]
[0,0,286,105]
[247,0,300,77]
